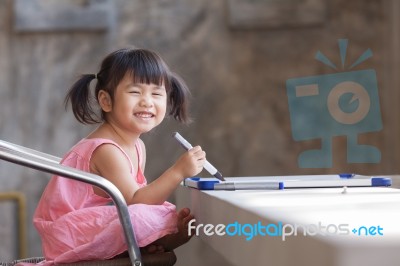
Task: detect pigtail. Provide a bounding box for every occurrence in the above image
[169,73,192,124]
[64,74,99,124]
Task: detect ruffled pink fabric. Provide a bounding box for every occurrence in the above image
[32,138,178,264]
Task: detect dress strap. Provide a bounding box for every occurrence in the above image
[135,140,142,168]
[134,140,146,185]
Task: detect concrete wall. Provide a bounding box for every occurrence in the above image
[1,0,400,264]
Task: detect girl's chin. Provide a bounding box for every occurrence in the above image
[136,122,162,133]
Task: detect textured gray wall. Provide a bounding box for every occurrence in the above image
[0,0,399,264]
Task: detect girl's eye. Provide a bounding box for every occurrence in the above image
[153,93,163,96]
[130,91,140,94]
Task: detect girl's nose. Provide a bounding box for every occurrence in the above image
[139,94,153,107]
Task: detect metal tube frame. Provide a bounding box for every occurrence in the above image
[0,192,27,259]
[0,140,142,266]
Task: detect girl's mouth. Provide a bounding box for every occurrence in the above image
[134,112,155,120]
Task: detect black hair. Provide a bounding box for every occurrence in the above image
[64,48,191,124]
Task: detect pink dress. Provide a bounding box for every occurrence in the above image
[33,138,178,264]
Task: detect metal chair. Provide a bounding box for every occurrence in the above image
[0,140,177,266]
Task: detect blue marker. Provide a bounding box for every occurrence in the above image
[214,181,284,190]
[339,173,355,179]
[339,173,392,186]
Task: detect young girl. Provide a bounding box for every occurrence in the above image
[33,48,205,263]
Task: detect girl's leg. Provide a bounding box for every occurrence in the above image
[151,208,195,251]
[116,208,195,258]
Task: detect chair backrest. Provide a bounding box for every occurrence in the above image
[0,140,142,266]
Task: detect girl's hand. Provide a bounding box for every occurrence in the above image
[173,145,206,179]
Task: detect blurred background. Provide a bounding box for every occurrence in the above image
[1,0,400,264]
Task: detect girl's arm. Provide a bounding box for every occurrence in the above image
[90,143,205,205]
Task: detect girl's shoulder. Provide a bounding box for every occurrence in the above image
[64,138,128,165]
[70,138,119,157]
[60,138,120,172]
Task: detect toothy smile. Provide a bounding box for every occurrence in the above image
[134,112,155,119]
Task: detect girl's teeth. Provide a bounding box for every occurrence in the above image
[136,113,153,118]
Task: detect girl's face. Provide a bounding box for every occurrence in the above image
[105,73,167,135]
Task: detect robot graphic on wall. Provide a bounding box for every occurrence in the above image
[286,39,382,168]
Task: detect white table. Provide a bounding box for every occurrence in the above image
[175,181,400,266]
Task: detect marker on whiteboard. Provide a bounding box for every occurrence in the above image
[214,181,284,190]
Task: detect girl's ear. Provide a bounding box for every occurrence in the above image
[98,90,112,112]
